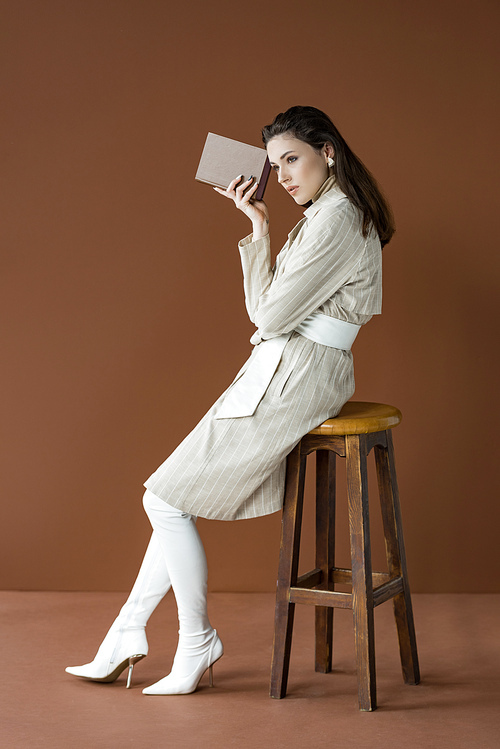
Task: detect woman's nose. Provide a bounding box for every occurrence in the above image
[278,168,290,184]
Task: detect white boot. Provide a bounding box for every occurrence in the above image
[65,530,171,687]
[141,490,224,695]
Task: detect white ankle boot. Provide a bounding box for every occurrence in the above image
[65,532,171,688]
[142,628,224,695]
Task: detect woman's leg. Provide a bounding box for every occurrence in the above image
[141,489,223,695]
[65,530,171,684]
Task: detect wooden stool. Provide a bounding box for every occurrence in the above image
[270,401,420,711]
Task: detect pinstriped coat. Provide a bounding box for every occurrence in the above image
[144,178,382,520]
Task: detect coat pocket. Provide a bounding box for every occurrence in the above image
[275,368,295,399]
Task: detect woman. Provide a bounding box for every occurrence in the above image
[65,105,394,695]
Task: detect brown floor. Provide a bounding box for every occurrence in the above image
[1,592,499,749]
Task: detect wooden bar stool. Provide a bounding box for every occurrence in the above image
[270,401,420,711]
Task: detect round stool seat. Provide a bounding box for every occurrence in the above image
[310,401,402,436]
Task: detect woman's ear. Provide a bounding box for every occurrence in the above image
[323,142,335,160]
[322,143,335,169]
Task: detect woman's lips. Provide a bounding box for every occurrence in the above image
[287,186,299,195]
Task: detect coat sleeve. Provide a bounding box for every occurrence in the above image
[238,202,366,341]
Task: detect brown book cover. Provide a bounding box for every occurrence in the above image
[195,132,271,201]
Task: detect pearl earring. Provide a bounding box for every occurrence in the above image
[327,156,335,168]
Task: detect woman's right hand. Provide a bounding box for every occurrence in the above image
[213,176,269,239]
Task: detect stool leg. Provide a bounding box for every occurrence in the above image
[270,441,306,699]
[346,434,376,711]
[315,449,336,673]
[375,431,420,685]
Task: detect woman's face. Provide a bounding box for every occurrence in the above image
[266,134,333,205]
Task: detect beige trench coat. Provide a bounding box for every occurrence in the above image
[144,178,382,521]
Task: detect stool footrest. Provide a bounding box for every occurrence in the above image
[290,570,404,609]
[290,587,353,609]
[373,576,404,606]
[296,567,393,590]
[329,567,390,586]
[296,569,322,588]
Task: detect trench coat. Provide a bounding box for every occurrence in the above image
[144,177,382,520]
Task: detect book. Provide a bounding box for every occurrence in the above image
[195,132,271,201]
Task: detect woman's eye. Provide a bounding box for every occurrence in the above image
[271,157,296,172]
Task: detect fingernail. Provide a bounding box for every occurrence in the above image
[248,175,254,180]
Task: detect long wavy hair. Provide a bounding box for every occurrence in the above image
[262,106,395,248]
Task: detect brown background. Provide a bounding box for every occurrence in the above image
[2,0,499,594]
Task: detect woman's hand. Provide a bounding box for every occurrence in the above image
[214,176,269,239]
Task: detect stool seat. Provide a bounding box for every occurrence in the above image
[310,401,402,436]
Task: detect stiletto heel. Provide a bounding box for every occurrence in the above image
[208,663,214,688]
[126,654,147,688]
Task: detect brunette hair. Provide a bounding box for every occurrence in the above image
[262,105,395,247]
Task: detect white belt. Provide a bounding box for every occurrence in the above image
[295,312,360,349]
[215,313,360,419]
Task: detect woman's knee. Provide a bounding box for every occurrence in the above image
[142,489,193,522]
